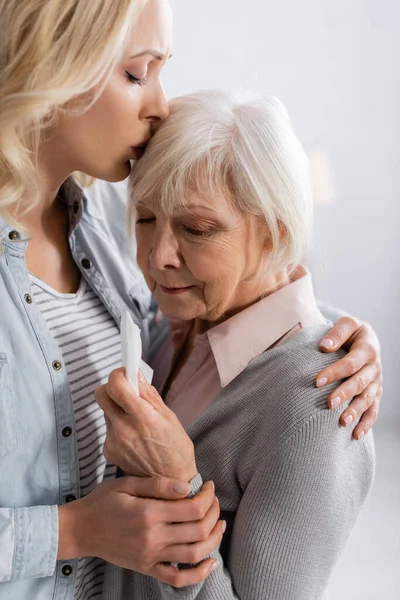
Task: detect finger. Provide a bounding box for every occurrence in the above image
[151,557,218,588]
[164,497,220,545]
[325,363,380,407]
[138,370,167,412]
[353,394,381,440]
[160,519,225,565]
[95,385,124,418]
[319,317,361,352]
[107,368,152,415]
[315,346,372,388]
[156,481,216,523]
[338,382,379,428]
[116,475,191,500]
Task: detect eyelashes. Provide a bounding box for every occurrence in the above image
[125,71,148,86]
[135,218,215,239]
[136,218,155,224]
[183,226,214,238]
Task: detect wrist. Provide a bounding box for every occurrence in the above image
[57,501,86,560]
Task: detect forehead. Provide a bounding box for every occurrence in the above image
[125,0,173,59]
[139,186,236,217]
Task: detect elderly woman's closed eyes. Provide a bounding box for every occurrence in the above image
[98,91,375,599]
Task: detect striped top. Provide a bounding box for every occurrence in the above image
[30,274,120,600]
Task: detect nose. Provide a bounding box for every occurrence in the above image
[149,224,182,271]
[143,79,169,124]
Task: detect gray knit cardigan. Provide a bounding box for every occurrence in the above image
[103,324,375,600]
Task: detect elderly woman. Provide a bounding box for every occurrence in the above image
[99,90,375,600]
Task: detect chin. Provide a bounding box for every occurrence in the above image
[156,302,196,322]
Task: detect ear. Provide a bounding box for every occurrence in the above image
[261,220,288,251]
[277,220,289,243]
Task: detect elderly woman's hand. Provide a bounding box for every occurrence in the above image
[96,369,198,483]
[315,317,382,440]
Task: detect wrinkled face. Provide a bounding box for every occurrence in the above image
[135,189,269,323]
[53,0,173,182]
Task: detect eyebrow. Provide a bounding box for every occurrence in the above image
[182,204,216,213]
[130,50,172,61]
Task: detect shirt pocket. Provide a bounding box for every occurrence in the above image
[0,354,18,459]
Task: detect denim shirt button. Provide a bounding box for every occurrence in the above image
[62,426,72,438]
[52,360,62,371]
[65,494,77,503]
[81,258,91,269]
[8,230,20,240]
[24,294,33,304]
[62,564,73,577]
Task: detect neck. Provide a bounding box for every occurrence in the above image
[15,143,73,230]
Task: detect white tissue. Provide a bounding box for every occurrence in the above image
[120,311,153,393]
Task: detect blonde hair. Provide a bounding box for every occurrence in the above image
[130,90,313,273]
[0,0,147,223]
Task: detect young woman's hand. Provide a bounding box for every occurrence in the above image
[58,477,222,586]
[315,317,382,440]
[96,368,197,483]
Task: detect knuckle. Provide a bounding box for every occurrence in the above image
[187,546,202,564]
[152,476,167,497]
[344,316,359,328]
[356,374,367,392]
[107,370,123,399]
[330,327,345,343]
[141,505,156,529]
[374,361,383,376]
[369,344,379,360]
[191,501,207,521]
[343,356,358,375]
[364,393,375,408]
[170,572,185,588]
[196,522,211,542]
[139,530,153,551]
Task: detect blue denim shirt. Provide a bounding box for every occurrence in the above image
[0,178,165,599]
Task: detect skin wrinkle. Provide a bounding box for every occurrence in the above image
[136,184,289,329]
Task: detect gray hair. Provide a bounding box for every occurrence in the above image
[130,90,313,273]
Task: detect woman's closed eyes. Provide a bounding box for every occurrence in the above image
[136,216,217,239]
[125,71,148,86]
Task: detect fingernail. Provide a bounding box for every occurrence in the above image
[138,370,145,383]
[357,430,365,439]
[215,496,219,504]
[222,520,227,533]
[173,481,191,495]
[316,377,328,388]
[344,415,353,426]
[330,397,341,409]
[210,480,215,491]
[320,338,334,350]
[209,560,218,572]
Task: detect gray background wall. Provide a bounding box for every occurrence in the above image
[166,0,399,421]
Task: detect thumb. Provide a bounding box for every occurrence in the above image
[116,475,191,500]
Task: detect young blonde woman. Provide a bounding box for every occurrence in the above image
[0,1,381,599]
[0,2,225,600]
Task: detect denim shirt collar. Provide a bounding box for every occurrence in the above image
[0,176,101,250]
